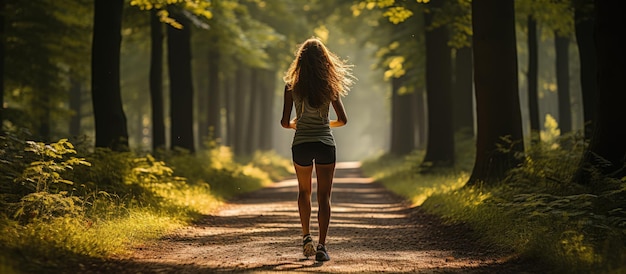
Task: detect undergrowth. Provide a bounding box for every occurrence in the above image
[0,132,293,273]
[362,131,626,274]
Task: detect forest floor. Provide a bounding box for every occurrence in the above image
[80,162,549,273]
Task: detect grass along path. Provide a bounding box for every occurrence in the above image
[81,162,547,273]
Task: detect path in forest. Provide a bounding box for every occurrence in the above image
[85,162,546,273]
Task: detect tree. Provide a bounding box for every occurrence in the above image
[452,46,473,134]
[91,0,129,151]
[0,0,4,129]
[467,0,524,186]
[527,16,540,143]
[167,7,195,153]
[389,75,415,156]
[421,0,455,167]
[149,9,166,151]
[205,35,220,144]
[555,31,572,134]
[575,0,626,181]
[573,0,596,139]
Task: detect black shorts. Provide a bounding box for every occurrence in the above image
[291,142,336,166]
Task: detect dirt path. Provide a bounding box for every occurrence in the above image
[86,162,546,273]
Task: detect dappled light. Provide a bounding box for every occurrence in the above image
[106,164,531,273]
[2,0,626,273]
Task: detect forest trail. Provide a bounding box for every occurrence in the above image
[85,162,545,273]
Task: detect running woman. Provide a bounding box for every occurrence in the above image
[280,37,355,261]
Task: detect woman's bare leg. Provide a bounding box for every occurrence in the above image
[294,163,314,236]
[314,162,335,245]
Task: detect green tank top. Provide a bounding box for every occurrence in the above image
[292,93,335,147]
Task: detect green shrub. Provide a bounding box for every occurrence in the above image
[363,131,626,273]
[0,134,292,273]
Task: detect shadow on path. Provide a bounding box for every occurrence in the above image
[81,162,549,273]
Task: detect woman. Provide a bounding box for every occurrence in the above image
[280,37,355,261]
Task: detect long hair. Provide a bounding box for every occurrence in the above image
[283,37,355,108]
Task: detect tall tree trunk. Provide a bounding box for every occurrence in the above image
[467,0,524,186]
[233,66,247,156]
[91,0,128,151]
[574,0,596,139]
[527,16,540,144]
[149,9,166,151]
[245,68,259,155]
[225,73,235,147]
[259,69,275,151]
[422,2,455,167]
[207,43,220,144]
[0,0,4,129]
[415,88,427,149]
[38,91,51,141]
[389,76,414,156]
[167,8,195,153]
[69,76,81,136]
[555,33,572,134]
[575,0,626,181]
[452,46,474,135]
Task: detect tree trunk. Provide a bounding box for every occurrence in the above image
[452,46,474,135]
[574,0,596,139]
[422,2,455,167]
[467,0,524,186]
[389,76,414,156]
[259,69,275,151]
[69,76,81,136]
[91,0,128,151]
[555,32,572,134]
[225,73,235,147]
[575,0,626,181]
[207,43,221,144]
[415,88,427,149]
[0,0,4,129]
[37,91,51,141]
[527,16,540,144]
[233,66,247,156]
[150,9,166,151]
[245,68,259,155]
[167,8,195,153]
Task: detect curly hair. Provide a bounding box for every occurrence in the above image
[283,37,355,108]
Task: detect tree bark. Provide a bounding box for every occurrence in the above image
[69,76,81,137]
[467,0,524,186]
[150,9,166,151]
[575,0,626,181]
[389,76,414,156]
[207,42,221,144]
[574,0,596,139]
[91,0,129,151]
[245,68,259,155]
[555,32,572,134]
[422,2,455,167]
[167,8,195,153]
[233,66,247,156]
[527,16,540,144]
[259,69,275,151]
[0,0,4,129]
[452,46,474,135]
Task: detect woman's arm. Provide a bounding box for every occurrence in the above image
[330,96,347,128]
[280,86,297,129]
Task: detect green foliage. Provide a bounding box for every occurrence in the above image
[0,137,291,272]
[364,133,626,273]
[248,150,294,182]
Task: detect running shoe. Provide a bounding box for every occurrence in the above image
[315,243,330,261]
[302,234,316,257]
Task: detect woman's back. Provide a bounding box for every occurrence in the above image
[292,95,334,146]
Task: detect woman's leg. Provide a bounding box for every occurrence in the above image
[294,163,314,236]
[314,162,336,245]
